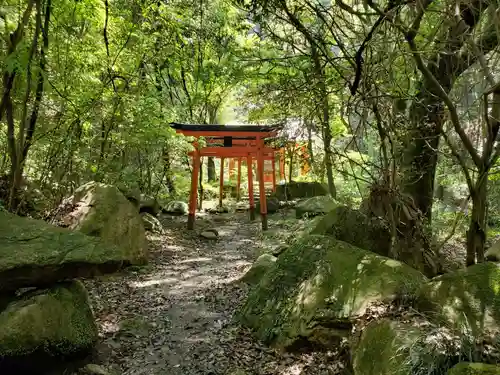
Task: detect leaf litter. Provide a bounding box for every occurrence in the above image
[79,211,348,375]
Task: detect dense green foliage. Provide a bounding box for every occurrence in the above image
[2,0,500,267]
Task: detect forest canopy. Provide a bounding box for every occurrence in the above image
[2,0,500,270]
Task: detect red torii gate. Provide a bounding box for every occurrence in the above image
[170,123,283,231]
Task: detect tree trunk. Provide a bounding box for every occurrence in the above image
[207,157,216,182]
[400,0,498,222]
[162,147,175,195]
[467,174,487,266]
[198,158,204,210]
[278,0,336,197]
[401,98,443,222]
[7,0,49,211]
[314,50,336,199]
[307,124,315,167]
[322,127,337,199]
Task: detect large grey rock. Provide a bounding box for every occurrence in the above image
[139,194,161,216]
[55,182,148,265]
[0,281,97,358]
[240,254,277,284]
[238,234,427,349]
[256,196,280,214]
[0,211,140,292]
[117,186,141,209]
[416,262,500,336]
[295,195,338,218]
[141,213,164,234]
[485,239,500,261]
[275,182,329,200]
[164,201,188,215]
[311,206,391,258]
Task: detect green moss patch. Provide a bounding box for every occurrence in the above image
[295,196,338,219]
[0,281,97,357]
[311,206,391,257]
[0,210,138,291]
[238,234,426,348]
[448,363,500,375]
[240,254,277,285]
[66,182,148,264]
[417,262,500,336]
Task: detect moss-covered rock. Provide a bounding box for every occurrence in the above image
[311,206,391,257]
[416,262,500,336]
[117,187,141,209]
[238,234,426,348]
[295,196,338,219]
[353,319,460,375]
[0,281,97,358]
[60,182,147,265]
[447,363,500,375]
[164,201,188,215]
[352,319,419,375]
[485,240,500,262]
[141,213,163,234]
[275,182,329,200]
[256,196,280,214]
[240,254,277,284]
[139,195,161,216]
[0,211,139,291]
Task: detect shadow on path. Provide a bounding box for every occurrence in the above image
[84,212,344,375]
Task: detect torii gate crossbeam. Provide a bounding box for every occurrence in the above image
[170,122,284,231]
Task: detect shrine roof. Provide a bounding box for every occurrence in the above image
[170,122,283,134]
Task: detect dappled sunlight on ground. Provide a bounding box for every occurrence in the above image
[82,209,345,375]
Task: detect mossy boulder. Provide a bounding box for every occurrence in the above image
[141,213,163,234]
[164,201,188,215]
[60,182,147,265]
[117,186,141,209]
[295,195,338,218]
[240,254,277,284]
[238,234,427,349]
[311,206,391,257]
[0,211,139,291]
[139,195,161,216]
[448,363,500,375]
[352,319,459,375]
[275,182,329,200]
[256,196,280,214]
[485,240,500,261]
[0,281,97,359]
[353,319,419,375]
[416,262,500,336]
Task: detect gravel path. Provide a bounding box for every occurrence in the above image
[83,212,344,375]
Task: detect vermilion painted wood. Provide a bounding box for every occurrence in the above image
[174,125,279,231]
[187,146,277,157]
[247,155,255,221]
[187,152,200,229]
[257,139,268,230]
[237,158,242,201]
[272,158,276,192]
[219,157,224,208]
